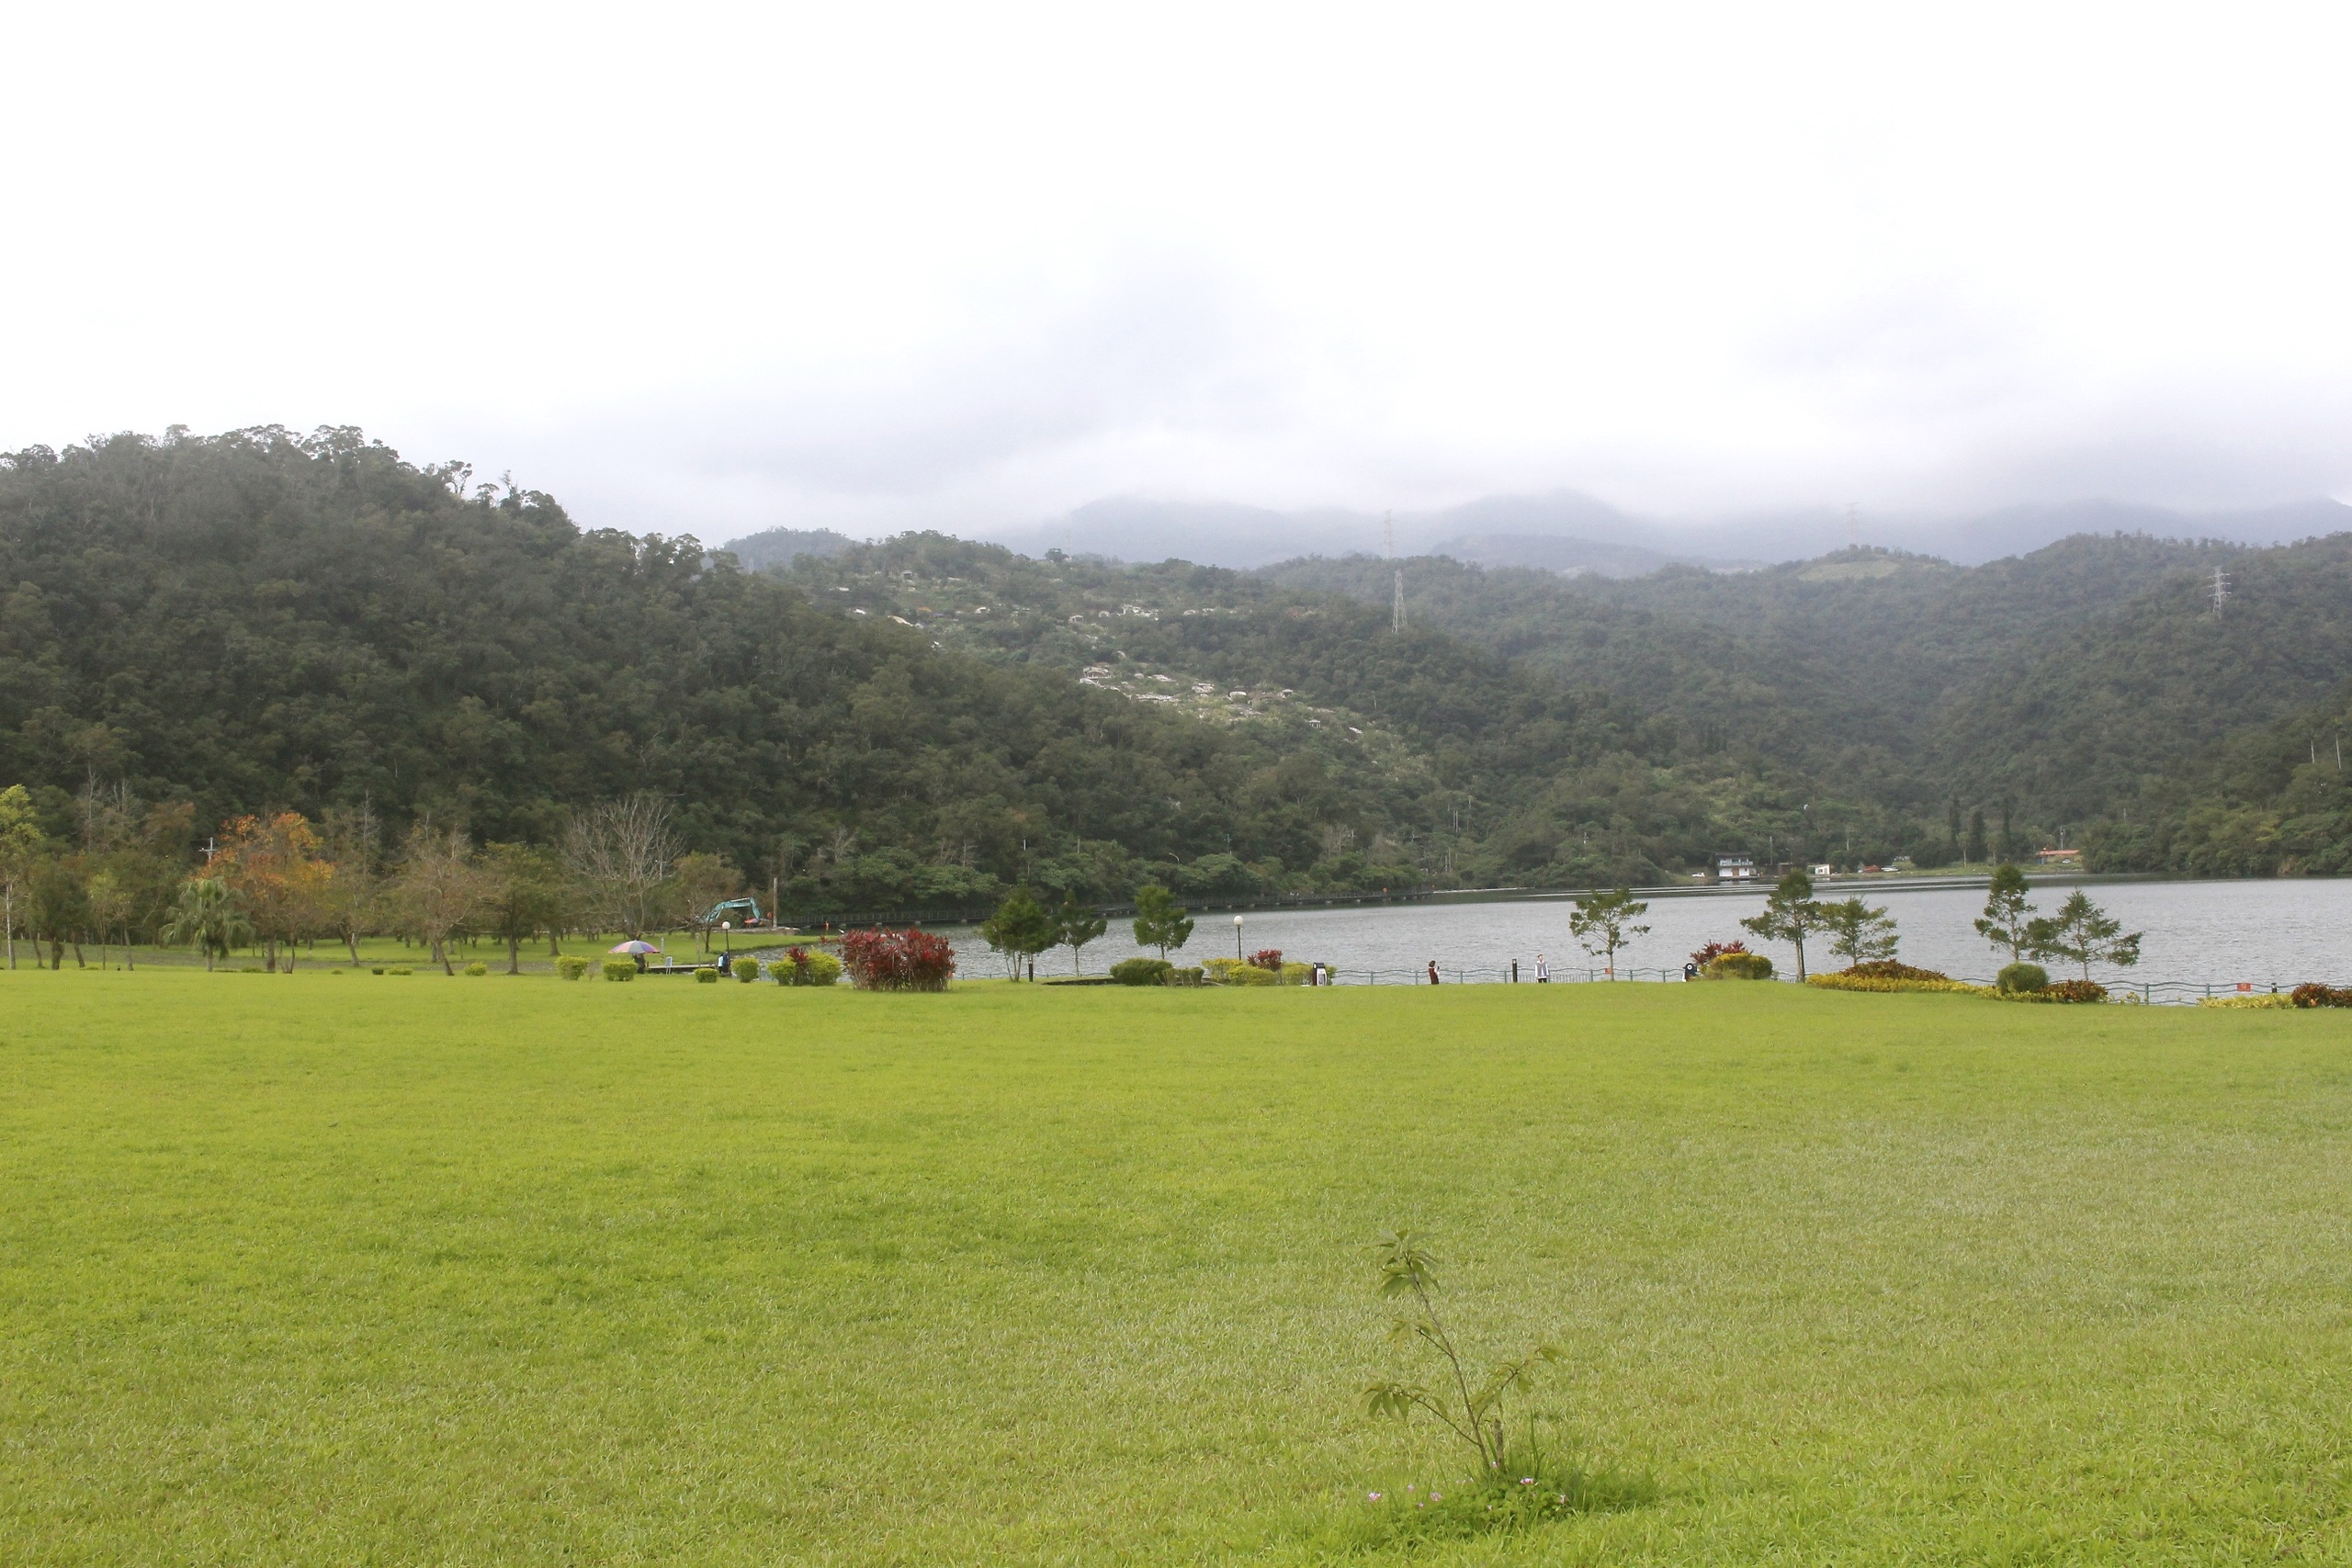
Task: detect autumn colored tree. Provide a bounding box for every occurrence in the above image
[212,813,334,972]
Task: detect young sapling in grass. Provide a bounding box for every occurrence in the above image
[1361,1229,1561,1483]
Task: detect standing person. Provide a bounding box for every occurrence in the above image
[1534,952,1550,983]
[1426,960,1442,986]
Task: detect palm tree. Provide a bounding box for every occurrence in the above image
[162,878,252,971]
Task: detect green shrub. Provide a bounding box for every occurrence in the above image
[1110,957,1174,987]
[730,955,761,983]
[2200,992,2291,1009]
[1204,956,1276,986]
[556,955,591,981]
[770,948,842,987]
[600,958,636,982]
[388,966,413,976]
[370,966,386,976]
[1996,962,2049,995]
[464,962,488,977]
[1278,961,1311,986]
[1703,953,1775,980]
[695,966,721,984]
[1174,966,1205,986]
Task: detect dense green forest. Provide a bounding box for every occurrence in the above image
[6,424,2348,944]
[1265,534,2352,872]
[0,427,1662,923]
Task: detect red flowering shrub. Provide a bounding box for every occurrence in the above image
[2291,983,2352,1008]
[839,927,956,992]
[1690,940,1749,967]
[2041,978,2108,1004]
[1249,948,1284,972]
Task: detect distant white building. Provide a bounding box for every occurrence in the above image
[1714,855,1757,883]
[1810,863,1833,878]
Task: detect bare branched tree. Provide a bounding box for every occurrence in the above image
[561,794,681,939]
[389,824,487,975]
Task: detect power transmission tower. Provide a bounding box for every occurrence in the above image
[1385,510,1403,633]
[2209,566,2230,615]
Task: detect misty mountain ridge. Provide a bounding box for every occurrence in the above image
[926,489,2352,574]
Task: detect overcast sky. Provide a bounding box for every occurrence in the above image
[6,2,2349,542]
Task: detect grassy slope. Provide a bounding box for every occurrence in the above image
[4,976,2349,1565]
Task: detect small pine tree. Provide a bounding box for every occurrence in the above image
[1131,884,1193,959]
[978,888,1057,980]
[1055,892,1108,976]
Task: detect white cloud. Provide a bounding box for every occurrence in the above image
[6,0,2351,538]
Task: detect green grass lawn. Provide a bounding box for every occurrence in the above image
[5,975,2350,1564]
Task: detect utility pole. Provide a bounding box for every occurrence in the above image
[1393,570,1405,635]
[2209,566,2230,615]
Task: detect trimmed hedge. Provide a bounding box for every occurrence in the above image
[730,955,762,983]
[556,955,591,981]
[2199,993,2291,1009]
[601,958,637,982]
[770,949,842,987]
[1703,953,1774,980]
[1996,962,2050,995]
[695,966,721,984]
[1110,957,1174,987]
[1843,961,1952,983]
[1807,974,1989,995]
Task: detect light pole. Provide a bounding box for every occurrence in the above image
[1234,914,1244,961]
[721,920,730,963]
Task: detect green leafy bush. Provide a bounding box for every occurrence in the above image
[770,947,842,987]
[1996,962,2049,994]
[1110,957,1174,986]
[1174,966,1205,986]
[2200,992,2291,1009]
[1204,957,1276,986]
[370,966,386,976]
[695,966,720,984]
[1703,953,1774,980]
[730,955,761,983]
[464,962,488,977]
[556,955,590,981]
[600,958,636,982]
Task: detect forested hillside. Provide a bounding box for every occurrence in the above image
[0,428,1690,917]
[7,426,2346,924]
[1266,532,2352,869]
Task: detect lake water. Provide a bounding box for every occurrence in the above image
[928,878,2352,995]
